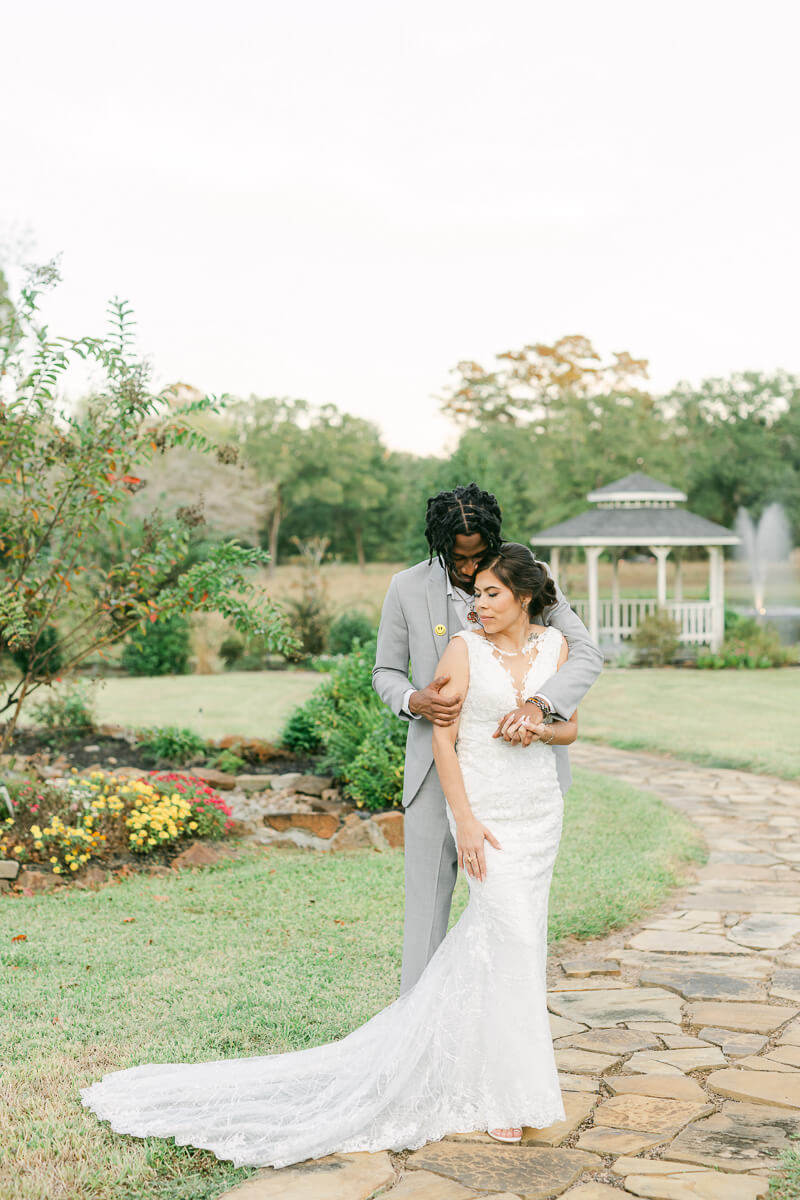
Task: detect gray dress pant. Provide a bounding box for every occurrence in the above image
[400,763,459,994]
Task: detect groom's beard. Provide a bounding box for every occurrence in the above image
[449,571,477,593]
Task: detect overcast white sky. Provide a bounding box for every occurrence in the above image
[3,0,798,455]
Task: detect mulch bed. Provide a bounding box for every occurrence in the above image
[2,727,320,776]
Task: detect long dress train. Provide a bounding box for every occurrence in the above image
[81,626,567,1168]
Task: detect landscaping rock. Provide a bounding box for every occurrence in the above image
[576,1127,662,1154]
[555,1028,660,1055]
[764,1045,800,1068]
[623,1170,768,1199]
[554,1049,621,1076]
[271,773,302,790]
[626,931,754,955]
[217,1150,394,1199]
[406,1142,598,1198]
[593,1094,713,1136]
[547,987,684,1027]
[235,775,275,792]
[612,1159,700,1177]
[112,766,146,780]
[770,969,800,1004]
[170,841,223,869]
[264,813,339,839]
[663,1099,800,1171]
[559,957,620,978]
[330,813,374,851]
[191,767,237,790]
[727,913,800,950]
[603,1075,708,1102]
[636,969,766,1003]
[558,1073,602,1093]
[697,1027,767,1058]
[384,1170,478,1198]
[567,1186,623,1200]
[372,811,404,848]
[15,868,58,892]
[291,774,334,796]
[706,1068,800,1109]
[0,859,20,880]
[80,866,108,887]
[549,1014,588,1039]
[686,1002,799,1034]
[622,1047,726,1073]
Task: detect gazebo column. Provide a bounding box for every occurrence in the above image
[585,546,602,645]
[549,547,560,588]
[709,545,725,651]
[649,546,671,607]
[610,551,621,643]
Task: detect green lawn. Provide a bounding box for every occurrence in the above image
[17,670,322,743]
[0,768,702,1200]
[580,668,800,779]
[24,663,798,780]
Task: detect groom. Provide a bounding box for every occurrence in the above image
[373,483,603,993]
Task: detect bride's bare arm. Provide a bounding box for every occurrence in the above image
[432,638,501,882]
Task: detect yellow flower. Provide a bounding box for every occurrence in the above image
[12,845,24,855]
[53,865,62,874]
[188,822,198,830]
[49,856,58,864]
[30,825,42,838]
[69,862,78,871]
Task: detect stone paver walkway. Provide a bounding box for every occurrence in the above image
[221,744,800,1200]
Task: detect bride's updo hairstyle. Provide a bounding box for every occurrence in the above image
[477,542,557,618]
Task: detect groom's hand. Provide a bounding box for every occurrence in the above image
[409,676,463,726]
[493,703,544,745]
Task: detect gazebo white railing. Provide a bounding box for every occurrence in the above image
[533,473,740,651]
[573,599,715,644]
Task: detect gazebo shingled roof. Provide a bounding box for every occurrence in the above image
[533,507,739,547]
[587,472,686,503]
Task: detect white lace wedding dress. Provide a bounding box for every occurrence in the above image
[81,626,567,1168]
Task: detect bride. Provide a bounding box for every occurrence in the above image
[81,542,578,1167]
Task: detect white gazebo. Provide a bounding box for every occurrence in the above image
[533,473,740,651]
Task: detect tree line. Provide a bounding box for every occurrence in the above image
[222,335,800,565]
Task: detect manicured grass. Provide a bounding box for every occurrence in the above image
[16,670,322,742]
[580,668,800,780]
[0,767,702,1200]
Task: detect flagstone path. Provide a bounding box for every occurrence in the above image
[220,744,800,1200]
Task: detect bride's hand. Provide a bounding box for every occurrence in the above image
[456,817,502,883]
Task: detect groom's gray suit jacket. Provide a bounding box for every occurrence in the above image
[373,558,603,805]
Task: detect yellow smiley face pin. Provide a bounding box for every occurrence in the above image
[434,623,447,636]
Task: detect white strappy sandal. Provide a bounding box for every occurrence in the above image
[488,1127,522,1143]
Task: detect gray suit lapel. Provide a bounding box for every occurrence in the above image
[425,560,450,661]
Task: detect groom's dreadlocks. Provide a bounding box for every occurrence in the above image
[425,483,503,567]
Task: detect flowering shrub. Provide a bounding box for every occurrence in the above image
[148,773,233,839]
[0,771,233,878]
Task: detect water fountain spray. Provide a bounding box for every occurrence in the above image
[734,503,792,615]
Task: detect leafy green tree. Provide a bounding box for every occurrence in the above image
[231,396,316,571]
[662,371,800,537]
[0,267,298,751]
